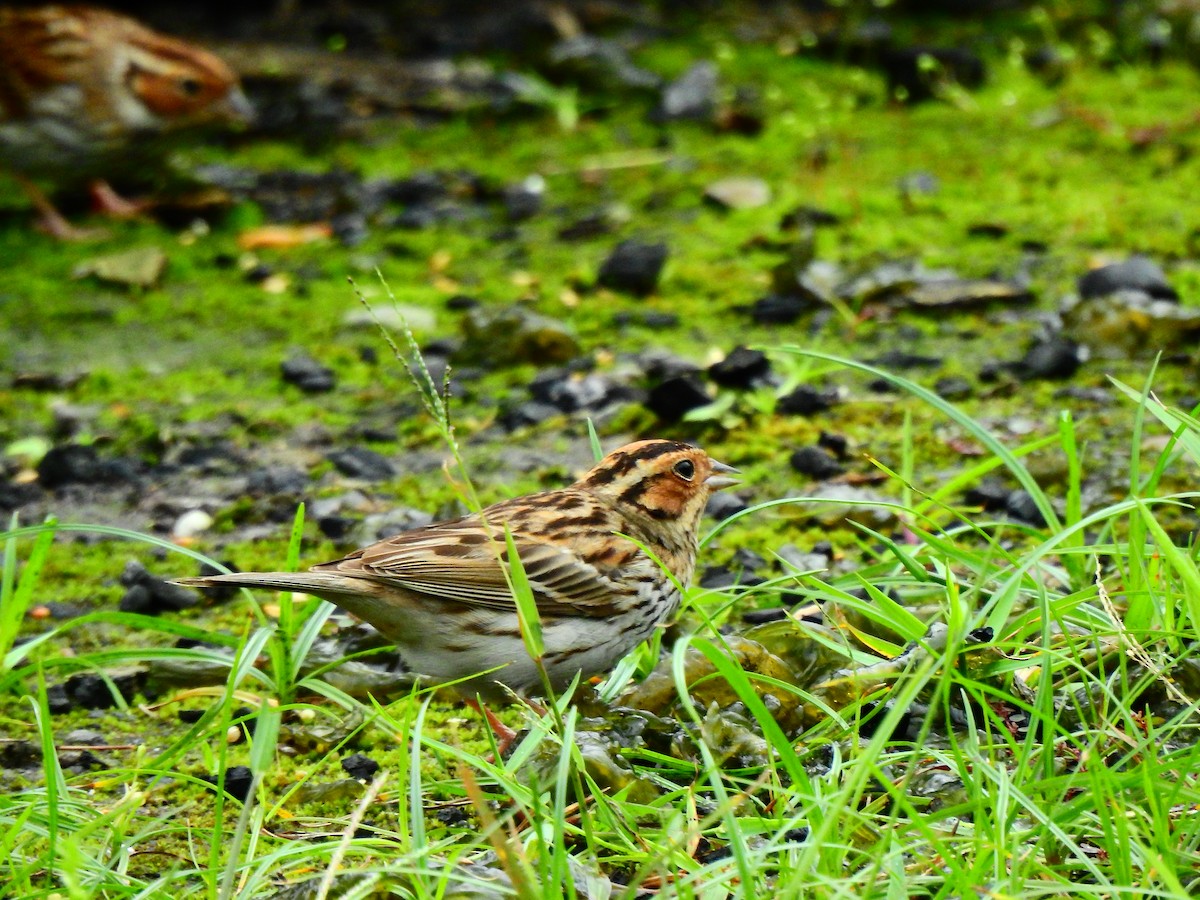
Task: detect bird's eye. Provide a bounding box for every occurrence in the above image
[672,459,695,481]
[179,77,202,97]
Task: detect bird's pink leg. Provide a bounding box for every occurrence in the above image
[88,179,148,218]
[16,175,105,240]
[464,698,520,755]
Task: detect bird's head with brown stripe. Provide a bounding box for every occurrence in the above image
[177,440,739,723]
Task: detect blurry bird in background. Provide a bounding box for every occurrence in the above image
[0,5,252,239]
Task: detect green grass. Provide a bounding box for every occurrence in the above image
[4,356,1200,897]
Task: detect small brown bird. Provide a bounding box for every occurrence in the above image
[0,5,252,239]
[180,441,738,706]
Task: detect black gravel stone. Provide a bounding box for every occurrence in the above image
[790,446,843,479]
[749,293,812,325]
[780,206,841,229]
[964,479,1010,512]
[1005,490,1048,527]
[0,479,43,510]
[446,294,479,311]
[934,376,974,400]
[598,240,669,297]
[209,765,254,803]
[1015,337,1081,381]
[65,673,119,710]
[0,739,40,768]
[708,346,771,388]
[776,384,835,416]
[318,515,357,540]
[47,683,71,714]
[37,444,130,489]
[1078,256,1177,301]
[818,431,849,459]
[500,400,562,430]
[341,753,381,781]
[386,172,448,206]
[327,447,395,481]
[281,355,335,393]
[247,466,308,496]
[502,178,544,221]
[120,561,197,614]
[871,350,943,371]
[642,312,681,329]
[705,492,747,520]
[645,375,710,420]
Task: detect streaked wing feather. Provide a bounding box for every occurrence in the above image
[311,510,630,616]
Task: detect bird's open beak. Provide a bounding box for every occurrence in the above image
[705,459,740,490]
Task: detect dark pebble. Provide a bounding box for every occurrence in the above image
[244,263,273,284]
[963,479,1009,512]
[341,753,381,781]
[699,566,739,589]
[817,432,848,459]
[209,765,254,803]
[733,548,767,574]
[934,376,974,400]
[120,560,197,614]
[705,492,747,521]
[598,240,669,297]
[247,466,308,496]
[642,312,681,329]
[502,177,544,221]
[1015,337,1081,381]
[1078,256,1177,301]
[386,172,447,206]
[446,294,479,311]
[178,709,205,724]
[501,400,563,430]
[0,739,41,768]
[750,293,812,325]
[65,673,118,710]
[790,446,843,479]
[1005,490,1047,527]
[281,355,335,393]
[708,346,771,388]
[0,480,42,511]
[327,447,394,481]
[645,375,711,421]
[776,384,835,416]
[37,444,132,489]
[318,515,357,540]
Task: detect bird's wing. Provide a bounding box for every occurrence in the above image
[311,506,643,618]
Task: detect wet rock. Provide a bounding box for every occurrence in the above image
[704,177,771,210]
[1062,291,1200,358]
[645,375,711,421]
[655,61,719,122]
[247,466,308,496]
[120,561,198,614]
[750,293,812,325]
[705,492,748,521]
[502,175,545,222]
[1078,256,1176,301]
[546,36,661,92]
[281,355,336,393]
[64,669,140,710]
[883,46,985,102]
[459,305,580,366]
[790,446,844,479]
[207,765,254,803]
[327,447,395,481]
[1014,336,1081,381]
[934,376,973,400]
[341,753,380,781]
[598,240,669,296]
[37,444,135,489]
[708,346,771,389]
[776,384,837,416]
[1005,490,1048,527]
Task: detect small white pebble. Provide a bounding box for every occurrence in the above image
[172,509,214,540]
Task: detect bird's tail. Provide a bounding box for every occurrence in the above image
[175,571,373,600]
